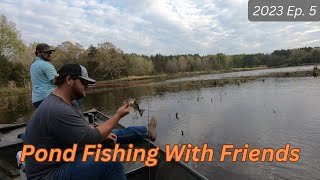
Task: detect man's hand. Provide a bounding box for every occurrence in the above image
[97,103,131,140]
[107,133,117,143]
[116,103,131,118]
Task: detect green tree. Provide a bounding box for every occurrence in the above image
[125,54,154,76]
[201,56,212,70]
[0,54,11,86]
[96,42,125,80]
[208,55,221,70]
[177,56,188,72]
[243,55,261,67]
[193,57,202,71]
[262,54,286,67]
[231,54,246,68]
[14,43,37,77]
[166,58,178,73]
[0,14,25,59]
[216,53,227,69]
[288,49,308,66]
[88,45,98,60]
[305,48,320,63]
[9,62,27,86]
[53,41,85,68]
[152,54,167,73]
[272,49,292,58]
[185,55,194,71]
[0,54,26,87]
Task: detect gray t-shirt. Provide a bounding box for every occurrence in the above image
[23,93,102,180]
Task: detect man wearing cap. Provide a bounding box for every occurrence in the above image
[23,64,157,180]
[30,43,57,108]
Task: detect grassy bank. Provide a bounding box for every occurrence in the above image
[88,68,320,94]
[102,66,267,84]
[262,69,320,78]
[0,68,318,112]
[0,87,31,97]
[88,76,259,95]
[0,66,317,97]
[0,67,266,97]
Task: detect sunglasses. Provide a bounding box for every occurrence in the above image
[43,51,53,55]
[79,78,88,86]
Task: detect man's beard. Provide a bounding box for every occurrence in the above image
[40,54,50,61]
[71,84,85,100]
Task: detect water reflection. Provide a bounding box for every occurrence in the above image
[86,77,320,180]
[0,94,33,123]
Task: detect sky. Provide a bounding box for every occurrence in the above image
[1,0,320,55]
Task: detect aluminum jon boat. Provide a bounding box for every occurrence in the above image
[0,109,208,180]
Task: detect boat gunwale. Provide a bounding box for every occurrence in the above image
[91,109,208,180]
[0,109,208,180]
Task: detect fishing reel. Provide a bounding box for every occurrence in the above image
[87,113,98,127]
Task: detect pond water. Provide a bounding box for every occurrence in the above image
[1,66,319,179]
[83,77,320,180]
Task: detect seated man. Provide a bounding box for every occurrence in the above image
[23,64,156,180]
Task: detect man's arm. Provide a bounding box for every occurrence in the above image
[51,103,130,144]
[51,109,102,145]
[43,63,58,84]
[96,103,131,139]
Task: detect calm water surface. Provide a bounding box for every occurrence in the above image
[83,77,320,180]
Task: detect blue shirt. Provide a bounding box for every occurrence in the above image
[30,57,58,103]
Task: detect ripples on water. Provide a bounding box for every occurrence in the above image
[85,77,320,180]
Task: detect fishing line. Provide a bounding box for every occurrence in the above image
[147,96,151,180]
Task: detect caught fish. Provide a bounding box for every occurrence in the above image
[125,98,145,117]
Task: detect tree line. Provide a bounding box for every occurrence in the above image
[1,14,320,87]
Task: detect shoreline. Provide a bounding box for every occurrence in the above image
[0,65,318,97]
[0,66,266,97]
[0,67,318,114]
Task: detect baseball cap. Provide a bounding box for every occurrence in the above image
[57,64,96,84]
[36,43,55,52]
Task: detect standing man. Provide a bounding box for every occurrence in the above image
[30,43,57,108]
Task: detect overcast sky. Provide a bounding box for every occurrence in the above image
[1,0,319,55]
